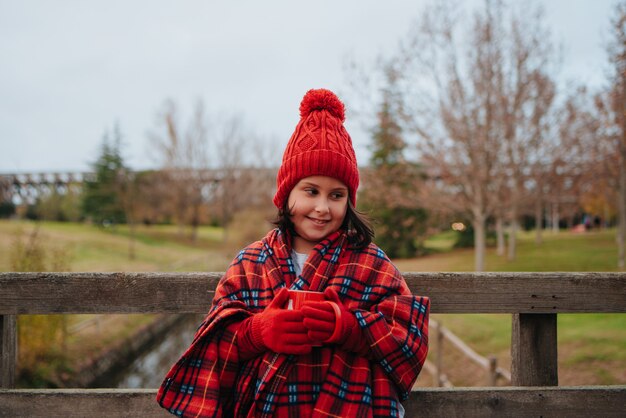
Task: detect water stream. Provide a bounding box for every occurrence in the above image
[106,314,203,389]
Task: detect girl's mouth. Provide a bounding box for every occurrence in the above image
[307,217,330,225]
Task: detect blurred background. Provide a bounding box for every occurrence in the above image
[1,0,624,391]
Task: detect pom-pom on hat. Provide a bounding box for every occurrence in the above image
[273,89,359,208]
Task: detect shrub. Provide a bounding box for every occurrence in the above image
[10,226,72,387]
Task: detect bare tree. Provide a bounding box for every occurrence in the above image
[149,99,211,241]
[562,1,626,270]
[213,115,279,242]
[399,0,500,271]
[130,169,175,225]
[534,86,596,238]
[148,98,281,244]
[215,115,248,242]
[392,0,555,270]
[503,66,556,260]
[470,2,558,261]
[606,1,626,269]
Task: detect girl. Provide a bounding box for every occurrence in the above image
[157,89,429,417]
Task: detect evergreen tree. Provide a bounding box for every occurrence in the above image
[370,99,405,168]
[81,126,127,225]
[360,67,428,258]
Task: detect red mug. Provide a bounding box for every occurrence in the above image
[287,290,325,310]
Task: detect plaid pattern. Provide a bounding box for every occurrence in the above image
[157,229,429,417]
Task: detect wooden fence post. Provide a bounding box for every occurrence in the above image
[436,323,444,387]
[1,315,17,388]
[488,355,497,386]
[511,313,558,386]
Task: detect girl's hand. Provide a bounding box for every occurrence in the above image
[302,287,359,345]
[250,288,314,355]
[301,299,336,343]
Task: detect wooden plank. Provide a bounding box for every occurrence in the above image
[403,386,626,418]
[0,315,16,388]
[0,272,222,315]
[0,272,625,314]
[1,387,624,418]
[511,314,558,386]
[0,389,170,418]
[405,272,626,314]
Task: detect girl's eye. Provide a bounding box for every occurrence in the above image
[305,188,318,196]
[331,192,345,200]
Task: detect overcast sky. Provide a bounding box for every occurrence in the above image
[0,0,617,174]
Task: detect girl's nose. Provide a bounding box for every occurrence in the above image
[315,198,330,214]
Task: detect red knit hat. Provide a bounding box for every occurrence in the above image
[273,89,359,208]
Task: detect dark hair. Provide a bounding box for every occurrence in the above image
[272,199,374,250]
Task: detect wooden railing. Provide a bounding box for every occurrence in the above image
[1,272,625,417]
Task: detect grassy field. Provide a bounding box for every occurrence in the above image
[395,228,621,272]
[1,220,624,386]
[398,227,625,386]
[0,220,232,273]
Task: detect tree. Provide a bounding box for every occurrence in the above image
[359,64,429,258]
[213,115,278,242]
[215,115,251,236]
[82,126,127,226]
[149,100,212,241]
[149,100,276,242]
[553,87,600,229]
[608,1,626,269]
[131,169,173,225]
[395,0,503,270]
[587,91,619,228]
[34,188,82,222]
[385,0,557,270]
[580,3,626,269]
[500,65,556,261]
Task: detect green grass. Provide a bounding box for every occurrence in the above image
[396,227,625,385]
[558,314,626,363]
[103,223,225,247]
[436,314,512,354]
[395,229,621,272]
[423,229,458,252]
[0,220,232,272]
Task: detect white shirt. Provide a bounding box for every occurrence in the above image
[291,249,308,277]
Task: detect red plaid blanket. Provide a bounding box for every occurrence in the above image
[157,229,429,417]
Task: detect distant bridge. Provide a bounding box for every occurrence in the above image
[0,172,92,205]
[0,168,276,205]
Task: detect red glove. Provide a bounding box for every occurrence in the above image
[302,287,362,348]
[239,288,313,357]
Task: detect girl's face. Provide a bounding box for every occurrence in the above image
[287,175,349,253]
